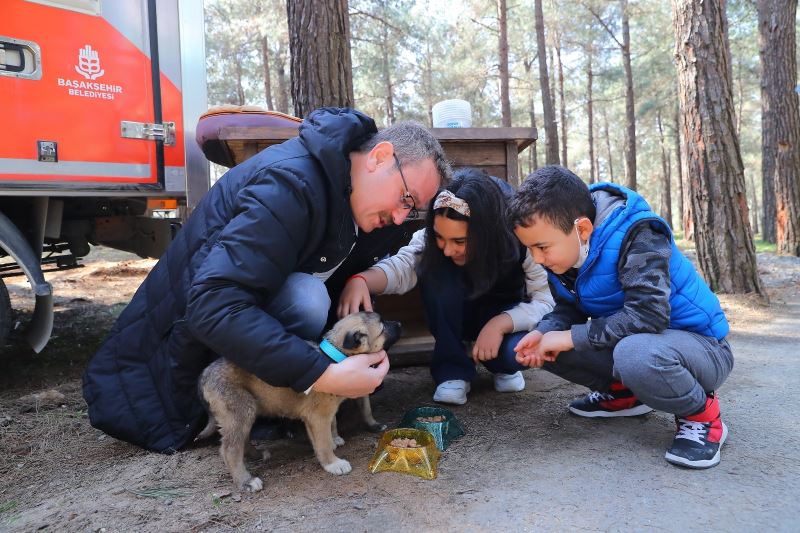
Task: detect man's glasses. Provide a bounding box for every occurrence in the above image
[393,154,419,220]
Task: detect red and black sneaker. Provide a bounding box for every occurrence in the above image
[665,394,727,469]
[568,382,653,418]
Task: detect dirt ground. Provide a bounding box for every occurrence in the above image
[1,246,799,532]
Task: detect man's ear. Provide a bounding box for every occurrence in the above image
[576,217,594,242]
[342,331,365,350]
[367,141,395,172]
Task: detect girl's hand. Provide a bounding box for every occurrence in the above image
[337,276,373,318]
[472,314,512,363]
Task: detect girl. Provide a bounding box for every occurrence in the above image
[338,168,554,405]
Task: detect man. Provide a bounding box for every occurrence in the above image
[83,108,450,453]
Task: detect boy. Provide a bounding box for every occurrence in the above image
[509,165,733,469]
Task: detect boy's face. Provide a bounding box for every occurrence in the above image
[514,216,593,274]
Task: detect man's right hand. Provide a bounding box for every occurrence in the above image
[310,350,389,398]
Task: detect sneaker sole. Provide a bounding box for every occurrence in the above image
[664,422,728,469]
[569,403,654,418]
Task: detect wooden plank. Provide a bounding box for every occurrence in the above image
[440,142,506,166]
[506,141,520,187]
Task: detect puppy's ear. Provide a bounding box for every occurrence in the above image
[342,331,365,350]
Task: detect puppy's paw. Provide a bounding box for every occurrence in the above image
[242,476,263,492]
[333,436,345,448]
[367,421,387,433]
[323,458,352,475]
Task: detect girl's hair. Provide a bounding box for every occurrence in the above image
[420,167,520,299]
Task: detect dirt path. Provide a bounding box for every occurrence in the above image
[1,248,798,532]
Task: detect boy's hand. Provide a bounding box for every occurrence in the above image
[537,330,574,361]
[514,330,543,367]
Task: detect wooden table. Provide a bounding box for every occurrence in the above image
[215,125,538,362]
[216,126,536,186]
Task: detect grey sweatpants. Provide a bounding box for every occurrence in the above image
[542,329,734,417]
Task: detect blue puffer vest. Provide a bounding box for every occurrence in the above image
[550,183,729,340]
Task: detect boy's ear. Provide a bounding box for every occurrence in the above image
[576,217,594,241]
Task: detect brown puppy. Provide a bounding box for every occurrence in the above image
[197,312,401,492]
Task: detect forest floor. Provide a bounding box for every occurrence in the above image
[1,245,798,532]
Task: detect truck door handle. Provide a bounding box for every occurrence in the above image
[0,36,41,80]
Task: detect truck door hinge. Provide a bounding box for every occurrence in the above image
[120,121,176,146]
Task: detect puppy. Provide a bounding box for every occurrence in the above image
[197,312,401,492]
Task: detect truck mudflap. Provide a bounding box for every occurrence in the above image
[0,211,53,352]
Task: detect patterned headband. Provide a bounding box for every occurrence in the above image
[433,190,471,217]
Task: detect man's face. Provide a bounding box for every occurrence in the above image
[514,216,592,274]
[349,142,440,233]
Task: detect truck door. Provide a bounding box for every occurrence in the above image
[0,0,184,190]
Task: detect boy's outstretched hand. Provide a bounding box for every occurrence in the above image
[514,330,574,368]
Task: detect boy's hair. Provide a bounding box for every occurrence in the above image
[508,165,596,232]
[420,167,519,299]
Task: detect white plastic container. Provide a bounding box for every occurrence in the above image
[432,99,472,128]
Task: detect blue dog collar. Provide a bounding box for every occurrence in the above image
[319,339,347,363]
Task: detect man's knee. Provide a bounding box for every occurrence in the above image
[270,273,331,339]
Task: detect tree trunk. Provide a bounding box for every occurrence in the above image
[287,0,354,118]
[262,35,275,110]
[674,101,690,239]
[749,171,761,235]
[535,0,560,165]
[556,31,568,167]
[603,107,614,182]
[587,49,596,183]
[498,0,512,127]
[234,57,246,105]
[657,110,673,228]
[525,59,539,172]
[424,42,434,127]
[672,0,764,296]
[380,34,395,125]
[621,0,637,190]
[758,0,800,255]
[275,43,290,114]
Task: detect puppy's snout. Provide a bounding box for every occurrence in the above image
[382,320,402,349]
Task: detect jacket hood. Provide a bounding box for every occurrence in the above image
[591,184,627,228]
[299,107,378,186]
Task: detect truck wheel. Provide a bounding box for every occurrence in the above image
[0,278,12,349]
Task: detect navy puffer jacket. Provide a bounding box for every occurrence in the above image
[83,108,377,453]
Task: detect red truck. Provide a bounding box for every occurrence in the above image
[1,0,210,351]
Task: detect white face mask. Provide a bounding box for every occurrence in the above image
[572,218,590,269]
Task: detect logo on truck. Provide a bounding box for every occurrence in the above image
[75,45,105,80]
[57,45,123,101]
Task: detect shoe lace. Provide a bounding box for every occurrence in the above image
[675,419,708,444]
[587,391,615,404]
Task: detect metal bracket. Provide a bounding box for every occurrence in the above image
[121,121,176,146]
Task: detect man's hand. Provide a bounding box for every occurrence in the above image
[337,277,373,318]
[472,314,511,363]
[310,350,389,398]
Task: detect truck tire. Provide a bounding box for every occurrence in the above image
[0,278,11,349]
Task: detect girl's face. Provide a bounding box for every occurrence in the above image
[433,214,469,266]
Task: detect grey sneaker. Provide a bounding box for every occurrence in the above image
[493,371,525,392]
[433,380,470,405]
